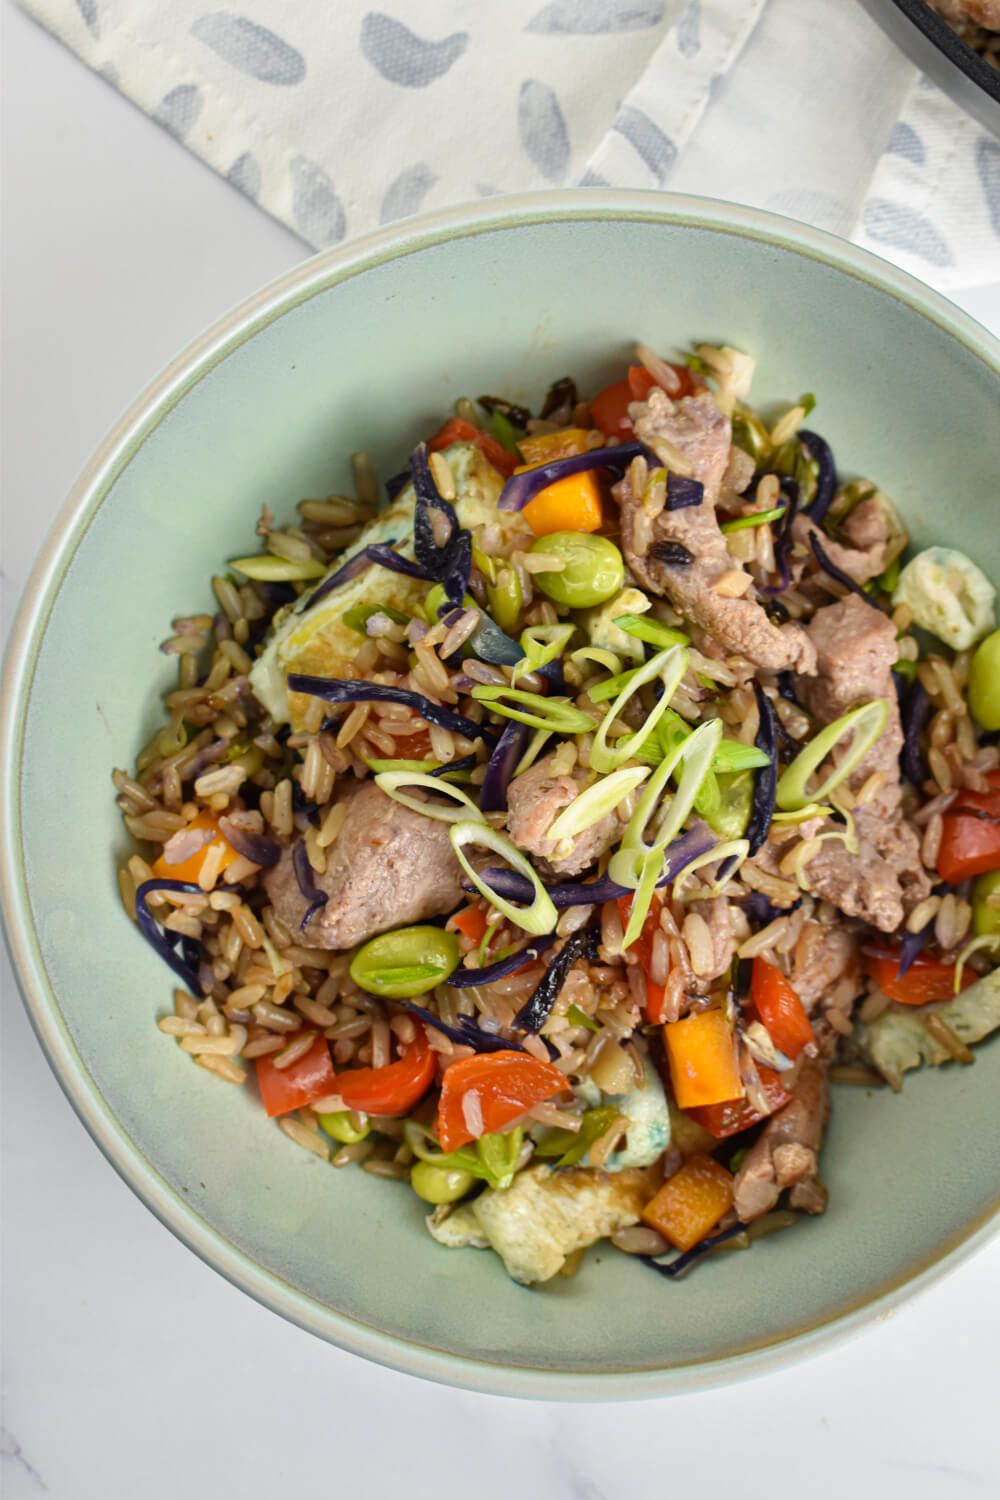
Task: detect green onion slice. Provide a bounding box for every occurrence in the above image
[719,506,787,535]
[375,771,485,825]
[512,622,576,686]
[513,727,555,777]
[364,758,443,773]
[229,554,326,582]
[590,644,689,773]
[450,820,558,936]
[470,684,594,734]
[546,765,650,846]
[775,699,889,810]
[612,614,691,651]
[672,838,751,900]
[570,645,622,677]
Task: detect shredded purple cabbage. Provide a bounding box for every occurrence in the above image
[135,879,207,995]
[776,671,799,705]
[896,923,932,980]
[446,933,558,988]
[512,927,598,1034]
[808,531,881,609]
[741,890,798,927]
[411,443,471,608]
[900,678,930,787]
[287,674,493,746]
[385,469,409,500]
[291,840,326,930]
[746,681,778,857]
[642,1220,750,1280]
[399,1001,524,1053]
[760,476,800,597]
[465,827,717,909]
[497,439,654,512]
[666,474,705,510]
[799,430,838,523]
[479,721,530,814]
[429,754,478,778]
[218,818,281,868]
[299,540,431,616]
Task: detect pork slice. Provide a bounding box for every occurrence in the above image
[718,445,756,506]
[732,1057,829,1222]
[788,921,860,1020]
[793,595,931,932]
[792,494,891,586]
[615,390,816,675]
[506,753,620,878]
[263,782,465,950]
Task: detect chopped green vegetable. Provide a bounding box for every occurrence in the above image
[490,408,522,457]
[534,1106,620,1167]
[973,870,1000,938]
[487,567,523,635]
[450,820,558,935]
[343,601,409,636]
[969,628,1000,731]
[566,1003,599,1033]
[612,614,690,651]
[374,770,485,824]
[589,644,689,774]
[469,684,594,733]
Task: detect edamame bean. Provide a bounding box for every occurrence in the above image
[530,532,624,609]
[317,1110,370,1144]
[972,869,1000,937]
[968,629,1000,731]
[410,1161,476,1205]
[349,925,460,998]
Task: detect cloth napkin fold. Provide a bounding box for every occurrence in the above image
[19,0,1000,289]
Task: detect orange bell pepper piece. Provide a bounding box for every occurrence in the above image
[663,1009,744,1110]
[517,428,592,466]
[641,1153,735,1251]
[522,471,603,536]
[152,809,239,886]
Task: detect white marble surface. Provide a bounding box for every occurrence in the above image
[4,5,1000,1495]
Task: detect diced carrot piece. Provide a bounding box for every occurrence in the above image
[641,1154,735,1251]
[517,428,593,466]
[663,1009,744,1110]
[448,904,488,944]
[522,471,603,536]
[152,810,238,886]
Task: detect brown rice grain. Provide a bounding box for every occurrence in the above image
[923,1013,974,1064]
[273,1032,317,1070]
[174,989,200,1020]
[351,451,378,507]
[197,841,226,892]
[333,1140,375,1167]
[921,811,944,867]
[230,904,264,950]
[253,1000,301,1032]
[682,913,715,977]
[612,1225,670,1256]
[158,1016,206,1038]
[279,1116,331,1159]
[241,1033,286,1059]
[906,896,941,933]
[196,1054,247,1084]
[362,1159,410,1180]
[213,575,243,624]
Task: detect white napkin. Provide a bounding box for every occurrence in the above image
[19,0,1000,289]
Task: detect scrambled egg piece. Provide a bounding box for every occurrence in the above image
[250,443,520,727]
[859,970,1000,1091]
[893,547,996,651]
[426,1164,648,1284]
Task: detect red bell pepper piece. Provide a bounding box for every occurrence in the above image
[336,1025,437,1116]
[591,364,697,439]
[436,1050,569,1152]
[687,1066,791,1139]
[428,417,518,478]
[256,1034,337,1118]
[750,957,815,1059]
[616,893,667,1023]
[863,948,973,1006]
[937,773,1000,883]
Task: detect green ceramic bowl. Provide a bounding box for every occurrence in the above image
[3,192,1000,1400]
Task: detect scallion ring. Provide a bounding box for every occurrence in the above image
[719,506,787,535]
[374,771,485,825]
[611,614,691,651]
[672,838,751,900]
[513,623,576,686]
[546,765,650,846]
[775,699,889,810]
[470,684,594,734]
[449,820,558,936]
[590,643,689,773]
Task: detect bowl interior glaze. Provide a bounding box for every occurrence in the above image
[3,193,1000,1398]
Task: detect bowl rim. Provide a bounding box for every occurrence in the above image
[3,188,1000,1400]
